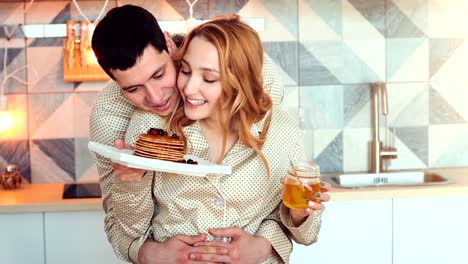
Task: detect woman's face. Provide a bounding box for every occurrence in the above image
[177,36,223,126]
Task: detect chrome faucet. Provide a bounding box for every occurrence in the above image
[370,82,398,173]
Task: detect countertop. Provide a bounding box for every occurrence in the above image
[1,167,468,214]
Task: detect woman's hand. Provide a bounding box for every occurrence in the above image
[111,139,146,182]
[289,181,331,226]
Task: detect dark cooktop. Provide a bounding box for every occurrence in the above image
[62,183,102,199]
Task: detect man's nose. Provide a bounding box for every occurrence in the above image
[144,85,164,104]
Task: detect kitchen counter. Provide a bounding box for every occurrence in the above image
[0,183,102,213]
[328,167,468,201]
[1,167,467,214]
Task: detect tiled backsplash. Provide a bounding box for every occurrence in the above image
[0,0,467,183]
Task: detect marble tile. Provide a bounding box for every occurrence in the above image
[343,39,385,83]
[342,0,384,40]
[299,85,343,129]
[429,38,465,80]
[347,0,386,37]
[429,86,466,125]
[430,81,468,122]
[208,0,249,16]
[394,126,428,166]
[300,0,341,40]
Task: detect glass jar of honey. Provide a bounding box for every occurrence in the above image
[282,160,321,210]
[1,164,22,189]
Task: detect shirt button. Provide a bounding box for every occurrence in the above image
[213,198,225,207]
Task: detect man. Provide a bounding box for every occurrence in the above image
[90,5,305,264]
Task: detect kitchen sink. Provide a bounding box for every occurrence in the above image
[322,170,455,188]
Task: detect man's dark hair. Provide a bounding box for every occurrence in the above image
[91,5,168,79]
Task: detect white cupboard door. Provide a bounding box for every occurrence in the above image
[393,195,468,264]
[290,199,393,264]
[44,210,126,264]
[0,213,45,264]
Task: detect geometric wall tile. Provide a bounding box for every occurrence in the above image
[387,82,429,127]
[387,38,428,82]
[75,137,96,182]
[343,128,372,172]
[314,130,343,173]
[263,41,298,85]
[386,0,426,38]
[299,42,341,85]
[428,124,468,168]
[427,0,468,38]
[74,92,98,138]
[386,133,426,171]
[344,84,372,128]
[430,81,468,122]
[301,129,314,162]
[237,0,296,42]
[26,46,74,92]
[163,0,208,19]
[431,126,468,168]
[429,87,466,125]
[429,38,464,79]
[394,126,428,166]
[348,0,386,37]
[282,86,299,123]
[301,0,342,38]
[208,0,247,15]
[342,0,384,40]
[26,2,70,24]
[299,85,343,129]
[259,0,298,39]
[29,93,75,139]
[299,0,340,41]
[0,41,27,94]
[343,40,385,82]
[30,138,75,183]
[0,140,31,183]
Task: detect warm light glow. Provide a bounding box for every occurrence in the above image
[0,110,14,133]
[86,49,99,65]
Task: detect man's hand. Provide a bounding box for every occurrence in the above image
[138,234,229,264]
[191,227,272,264]
[111,139,146,182]
[289,181,331,226]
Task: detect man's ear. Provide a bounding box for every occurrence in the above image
[164,31,178,56]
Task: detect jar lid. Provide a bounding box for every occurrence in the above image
[290,160,320,178]
[5,164,18,173]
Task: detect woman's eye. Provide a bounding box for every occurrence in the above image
[204,79,216,83]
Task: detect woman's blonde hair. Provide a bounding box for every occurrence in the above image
[169,14,272,175]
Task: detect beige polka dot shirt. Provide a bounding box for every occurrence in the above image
[90,56,323,263]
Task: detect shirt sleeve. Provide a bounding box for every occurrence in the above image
[89,80,141,262]
[255,205,293,263]
[278,118,324,246]
[262,53,284,107]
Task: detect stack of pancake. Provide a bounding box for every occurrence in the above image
[133,130,185,162]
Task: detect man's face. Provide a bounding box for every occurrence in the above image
[110,45,179,117]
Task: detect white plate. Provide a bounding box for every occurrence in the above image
[88,141,231,177]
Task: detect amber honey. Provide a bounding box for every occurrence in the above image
[282,177,321,209]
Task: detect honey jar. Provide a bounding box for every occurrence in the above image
[1,164,22,189]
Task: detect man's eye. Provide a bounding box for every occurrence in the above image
[125,87,138,93]
[153,73,163,79]
[180,69,191,75]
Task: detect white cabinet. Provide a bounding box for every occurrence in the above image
[290,199,393,264]
[44,211,125,264]
[393,195,468,264]
[0,213,45,264]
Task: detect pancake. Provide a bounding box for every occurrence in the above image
[133,128,186,162]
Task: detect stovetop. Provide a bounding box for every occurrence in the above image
[62,183,102,199]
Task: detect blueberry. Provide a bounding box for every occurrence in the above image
[180,159,186,163]
[187,159,194,164]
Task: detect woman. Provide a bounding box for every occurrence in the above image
[116,14,330,263]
